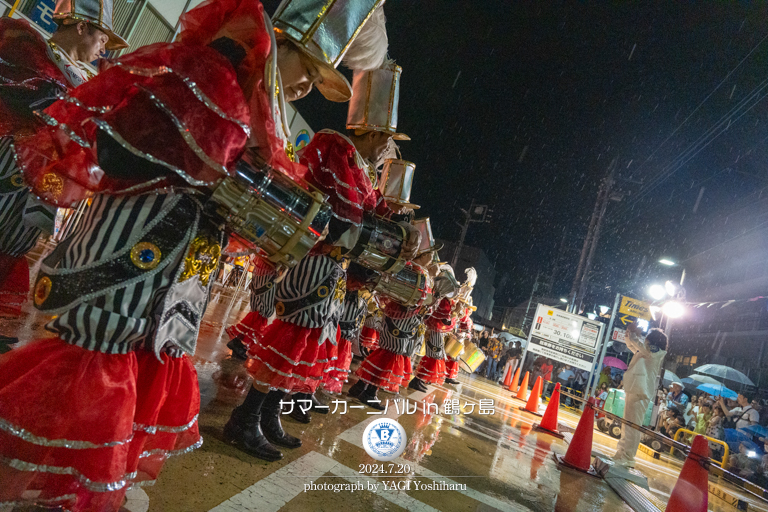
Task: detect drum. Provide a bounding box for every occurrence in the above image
[460,342,485,373]
[346,213,407,273]
[444,334,464,360]
[208,160,332,268]
[372,263,431,307]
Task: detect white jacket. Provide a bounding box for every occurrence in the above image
[623,331,667,400]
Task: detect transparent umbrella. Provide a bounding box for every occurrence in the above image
[684,374,721,386]
[694,364,755,386]
[661,369,680,385]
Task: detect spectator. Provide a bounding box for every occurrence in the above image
[595,382,609,408]
[484,337,503,381]
[667,382,689,413]
[684,395,699,430]
[557,365,575,404]
[540,359,554,396]
[477,331,490,351]
[694,401,712,435]
[729,443,759,478]
[718,393,760,429]
[499,348,521,385]
[661,409,684,439]
[597,367,612,390]
[706,407,726,460]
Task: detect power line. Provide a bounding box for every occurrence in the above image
[628,31,768,179]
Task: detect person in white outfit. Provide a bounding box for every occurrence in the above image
[613,322,668,467]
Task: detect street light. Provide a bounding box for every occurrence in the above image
[648,284,666,301]
[659,259,676,266]
[662,301,684,318]
[664,280,678,297]
[560,298,568,303]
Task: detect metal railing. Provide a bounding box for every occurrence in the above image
[673,428,729,469]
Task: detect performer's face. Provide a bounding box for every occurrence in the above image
[277,43,322,102]
[77,23,109,62]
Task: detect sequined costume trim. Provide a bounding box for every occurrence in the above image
[0,417,132,449]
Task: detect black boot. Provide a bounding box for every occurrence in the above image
[409,377,428,392]
[226,335,248,360]
[311,393,329,414]
[347,379,368,398]
[360,386,386,410]
[289,393,312,424]
[445,378,460,385]
[261,390,302,448]
[223,387,283,462]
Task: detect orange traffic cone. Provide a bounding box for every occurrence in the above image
[514,371,530,400]
[508,367,521,392]
[502,365,513,388]
[554,397,597,476]
[519,376,544,416]
[666,435,710,512]
[534,383,565,439]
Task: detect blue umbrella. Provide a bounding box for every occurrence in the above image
[744,424,768,438]
[694,364,754,386]
[697,383,737,399]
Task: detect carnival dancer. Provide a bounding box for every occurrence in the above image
[357,302,383,357]
[226,254,275,360]
[0,0,126,344]
[0,0,376,507]
[227,54,425,458]
[445,268,477,384]
[411,296,456,389]
[351,218,445,401]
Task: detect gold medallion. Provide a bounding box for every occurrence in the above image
[10,173,24,188]
[130,242,162,270]
[34,276,52,306]
[317,286,329,298]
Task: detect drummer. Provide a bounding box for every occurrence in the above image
[228,57,423,456]
[352,219,445,400]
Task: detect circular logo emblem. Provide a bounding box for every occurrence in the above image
[363,418,407,461]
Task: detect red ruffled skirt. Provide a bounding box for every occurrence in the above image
[446,359,460,380]
[416,356,447,385]
[0,252,29,317]
[323,337,352,394]
[228,311,270,352]
[355,348,411,394]
[246,319,336,394]
[359,325,379,351]
[0,337,200,512]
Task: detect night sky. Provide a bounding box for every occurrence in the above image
[270,1,768,307]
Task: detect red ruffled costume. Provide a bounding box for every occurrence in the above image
[360,321,380,352]
[0,1,299,509]
[445,307,473,380]
[0,253,30,317]
[228,257,277,352]
[416,298,456,385]
[445,359,461,380]
[355,296,425,394]
[0,19,70,315]
[323,335,353,394]
[246,131,380,394]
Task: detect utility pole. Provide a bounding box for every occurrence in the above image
[521,271,541,334]
[568,156,619,313]
[451,199,492,269]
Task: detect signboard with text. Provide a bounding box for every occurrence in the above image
[525,304,604,372]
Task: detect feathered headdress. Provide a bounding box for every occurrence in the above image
[342,6,388,71]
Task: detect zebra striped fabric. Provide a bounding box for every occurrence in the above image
[275,254,346,345]
[0,138,42,257]
[45,191,206,356]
